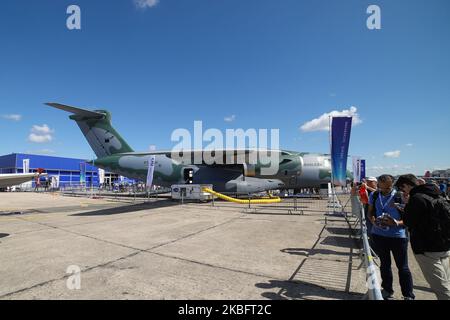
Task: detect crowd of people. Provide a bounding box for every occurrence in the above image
[352,174,450,300]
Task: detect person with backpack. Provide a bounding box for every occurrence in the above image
[368,174,415,300]
[395,174,450,300]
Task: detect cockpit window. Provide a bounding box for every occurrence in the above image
[279,159,292,165]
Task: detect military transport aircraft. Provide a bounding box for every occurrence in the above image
[46,103,338,194]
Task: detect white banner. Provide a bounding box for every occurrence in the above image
[146,155,156,189]
[51,176,60,189]
[98,168,105,184]
[352,156,361,183]
[23,159,30,173]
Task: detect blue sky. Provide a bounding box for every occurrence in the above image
[0,0,449,176]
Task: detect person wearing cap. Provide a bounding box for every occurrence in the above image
[365,177,378,193]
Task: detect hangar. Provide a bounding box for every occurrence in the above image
[0,153,121,189]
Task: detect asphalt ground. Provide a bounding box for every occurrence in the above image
[0,192,435,300]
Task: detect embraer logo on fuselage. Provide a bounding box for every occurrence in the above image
[170,121,280,175]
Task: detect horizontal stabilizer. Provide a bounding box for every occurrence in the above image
[45,103,105,118]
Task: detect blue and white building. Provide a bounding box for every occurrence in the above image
[0,153,124,188]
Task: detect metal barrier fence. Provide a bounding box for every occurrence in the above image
[345,192,383,300]
[49,185,172,203]
[359,204,383,300]
[192,191,349,216]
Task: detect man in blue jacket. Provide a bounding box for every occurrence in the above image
[368,174,415,300]
[395,174,450,300]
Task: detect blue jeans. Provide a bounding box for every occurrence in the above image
[371,234,415,299]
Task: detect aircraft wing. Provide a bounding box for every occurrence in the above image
[121,149,294,157]
[0,173,47,188]
[119,149,293,167]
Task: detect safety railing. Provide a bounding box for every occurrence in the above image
[207,193,335,215]
[346,192,383,300]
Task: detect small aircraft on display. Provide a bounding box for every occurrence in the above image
[0,172,47,189]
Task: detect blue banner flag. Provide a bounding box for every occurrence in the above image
[361,159,366,181]
[331,117,353,186]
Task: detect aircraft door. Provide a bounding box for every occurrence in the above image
[183,168,194,184]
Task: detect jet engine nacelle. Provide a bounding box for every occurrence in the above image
[225,177,284,194]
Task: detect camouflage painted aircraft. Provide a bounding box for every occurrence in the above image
[46,103,342,194]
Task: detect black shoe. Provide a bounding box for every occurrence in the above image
[381,289,394,300]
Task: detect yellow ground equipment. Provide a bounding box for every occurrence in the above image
[202,187,281,204]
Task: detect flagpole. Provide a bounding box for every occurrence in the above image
[329,116,334,188]
[329,116,336,213]
[91,155,94,198]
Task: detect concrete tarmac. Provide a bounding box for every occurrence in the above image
[0,192,435,300]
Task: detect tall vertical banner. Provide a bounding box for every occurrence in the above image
[23,159,30,173]
[51,176,60,189]
[360,160,366,181]
[331,117,353,186]
[352,156,361,183]
[146,155,156,189]
[79,162,86,185]
[98,168,105,185]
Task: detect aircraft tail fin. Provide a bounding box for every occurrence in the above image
[45,103,134,158]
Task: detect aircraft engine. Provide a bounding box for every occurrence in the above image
[225,177,284,194]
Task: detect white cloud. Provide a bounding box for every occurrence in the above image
[224,115,236,122]
[406,143,413,147]
[384,150,401,158]
[28,133,52,143]
[300,106,362,132]
[31,124,54,135]
[368,164,416,175]
[2,114,22,121]
[28,124,54,143]
[134,0,159,9]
